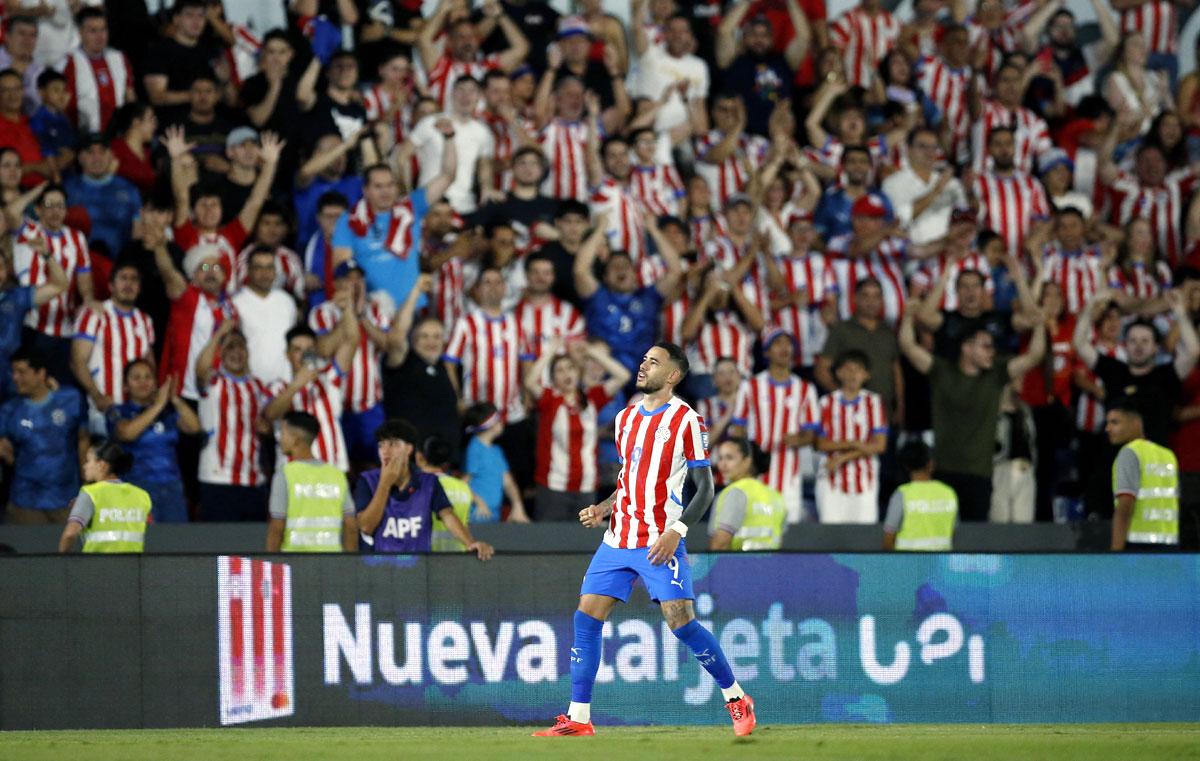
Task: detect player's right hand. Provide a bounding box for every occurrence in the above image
[579,504,608,529]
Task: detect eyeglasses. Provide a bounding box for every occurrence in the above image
[197,262,222,272]
[40,202,66,210]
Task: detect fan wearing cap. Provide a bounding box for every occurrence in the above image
[757,209,838,371]
[549,15,628,124]
[63,133,142,257]
[1038,148,1093,220]
[163,124,284,280]
[824,192,916,326]
[417,0,529,112]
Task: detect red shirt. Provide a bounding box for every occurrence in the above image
[1171,369,1200,473]
[534,386,611,493]
[112,138,155,196]
[0,112,47,186]
[1019,317,1076,409]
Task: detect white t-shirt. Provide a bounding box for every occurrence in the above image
[635,46,709,134]
[410,112,495,214]
[231,287,299,386]
[881,167,967,246]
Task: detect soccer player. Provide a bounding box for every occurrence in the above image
[533,342,756,738]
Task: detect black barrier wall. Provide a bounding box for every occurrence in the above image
[2,553,1198,730]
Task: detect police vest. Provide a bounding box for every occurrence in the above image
[82,480,152,553]
[282,461,349,552]
[716,478,786,550]
[432,474,472,552]
[895,481,957,551]
[1113,439,1179,545]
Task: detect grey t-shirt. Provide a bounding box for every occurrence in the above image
[269,460,356,520]
[883,490,904,532]
[708,487,748,536]
[67,489,96,526]
[1113,446,1141,498]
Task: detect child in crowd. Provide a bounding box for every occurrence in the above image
[30,69,76,173]
[463,402,530,524]
[815,350,888,523]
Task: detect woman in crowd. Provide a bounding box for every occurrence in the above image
[709,438,786,551]
[523,336,629,521]
[57,440,151,553]
[109,101,158,197]
[1104,33,1174,136]
[108,359,200,523]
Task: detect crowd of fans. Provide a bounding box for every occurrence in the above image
[0,0,1199,547]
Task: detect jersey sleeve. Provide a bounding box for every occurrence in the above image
[443,317,470,363]
[800,383,822,430]
[730,380,750,427]
[73,306,99,341]
[681,410,710,467]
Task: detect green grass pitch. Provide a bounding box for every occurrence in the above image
[2,725,1199,761]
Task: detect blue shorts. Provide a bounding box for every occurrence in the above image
[342,404,385,464]
[580,541,694,603]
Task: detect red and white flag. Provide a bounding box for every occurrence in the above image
[218,556,294,725]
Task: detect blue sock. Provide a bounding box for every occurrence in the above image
[569,610,604,703]
[673,620,736,690]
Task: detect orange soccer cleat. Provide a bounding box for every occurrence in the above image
[726,694,756,737]
[531,714,595,737]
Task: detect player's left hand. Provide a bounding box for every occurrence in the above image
[467,541,494,561]
[646,530,680,566]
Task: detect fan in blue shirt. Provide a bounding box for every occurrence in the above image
[64,136,143,256]
[0,349,86,514]
[573,212,683,377]
[813,147,892,240]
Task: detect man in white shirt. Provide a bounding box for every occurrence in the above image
[231,247,300,384]
[633,15,709,136]
[882,126,966,245]
[401,75,496,215]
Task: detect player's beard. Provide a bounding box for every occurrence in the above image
[636,376,663,394]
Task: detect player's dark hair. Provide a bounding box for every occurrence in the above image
[375,418,419,445]
[833,349,871,376]
[898,439,933,475]
[285,325,317,345]
[653,341,690,379]
[282,411,320,443]
[92,439,134,476]
[420,435,454,468]
[9,347,46,372]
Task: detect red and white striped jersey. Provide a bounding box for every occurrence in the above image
[444,309,532,423]
[829,8,901,87]
[702,235,751,271]
[704,237,770,314]
[971,100,1052,174]
[688,212,728,252]
[769,252,837,367]
[693,130,769,205]
[308,299,391,413]
[1119,0,1178,55]
[482,111,534,192]
[966,18,1023,78]
[1108,169,1198,267]
[13,223,91,337]
[73,300,155,404]
[233,244,306,301]
[591,177,646,260]
[733,371,821,493]
[1040,243,1107,315]
[629,162,684,217]
[515,295,584,360]
[660,291,691,346]
[916,55,971,154]
[198,372,271,487]
[362,84,413,144]
[538,119,591,201]
[1076,343,1126,433]
[534,385,610,492]
[424,53,502,111]
[825,234,909,325]
[174,218,247,280]
[910,251,994,311]
[269,364,348,472]
[693,310,755,376]
[606,396,709,549]
[1108,261,1172,300]
[818,389,888,494]
[972,171,1052,257]
[432,254,466,331]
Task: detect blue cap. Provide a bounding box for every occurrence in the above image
[1038,148,1074,177]
[333,260,362,279]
